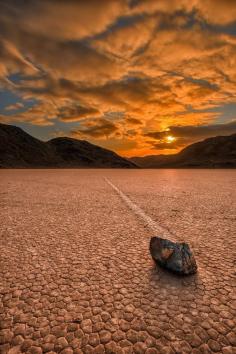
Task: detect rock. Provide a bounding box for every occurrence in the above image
[150,237,197,275]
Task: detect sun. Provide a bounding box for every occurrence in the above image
[166,135,176,143]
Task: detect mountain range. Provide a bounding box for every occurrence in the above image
[0,123,236,168]
[130,134,236,168]
[0,123,135,168]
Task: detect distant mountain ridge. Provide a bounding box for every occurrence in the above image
[130,134,236,168]
[1,123,235,169]
[0,123,136,168]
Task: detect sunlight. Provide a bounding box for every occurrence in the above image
[166,135,176,143]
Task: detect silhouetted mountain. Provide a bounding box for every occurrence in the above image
[0,123,136,168]
[47,137,135,168]
[130,134,236,168]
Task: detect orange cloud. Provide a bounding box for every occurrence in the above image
[59,104,100,122]
[1,101,58,126]
[144,120,236,152]
[131,0,236,25]
[4,102,24,111]
[0,0,236,156]
[93,15,157,59]
[196,0,236,25]
[0,1,128,41]
[71,118,119,139]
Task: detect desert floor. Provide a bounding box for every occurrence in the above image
[0,169,236,354]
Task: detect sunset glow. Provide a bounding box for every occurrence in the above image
[0,1,236,157]
[166,135,176,143]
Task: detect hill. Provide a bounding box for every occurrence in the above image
[130,134,236,168]
[0,123,136,168]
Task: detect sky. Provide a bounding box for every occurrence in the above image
[0,0,236,157]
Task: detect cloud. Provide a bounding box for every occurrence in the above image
[149,140,183,150]
[129,0,192,16]
[4,102,24,111]
[0,0,236,156]
[71,117,119,139]
[59,104,100,122]
[135,27,228,73]
[93,15,157,59]
[196,0,236,25]
[168,120,236,139]
[0,39,38,77]
[31,41,126,84]
[0,1,128,85]
[0,0,128,41]
[125,117,143,125]
[0,100,58,126]
[145,120,236,150]
[74,76,174,117]
[6,37,126,85]
[131,0,236,25]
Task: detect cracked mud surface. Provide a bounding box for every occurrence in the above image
[0,169,236,354]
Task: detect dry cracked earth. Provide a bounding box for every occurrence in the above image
[0,169,236,354]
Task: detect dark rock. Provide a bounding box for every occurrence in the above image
[150,237,197,275]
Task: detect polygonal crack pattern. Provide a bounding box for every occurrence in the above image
[0,170,235,354]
